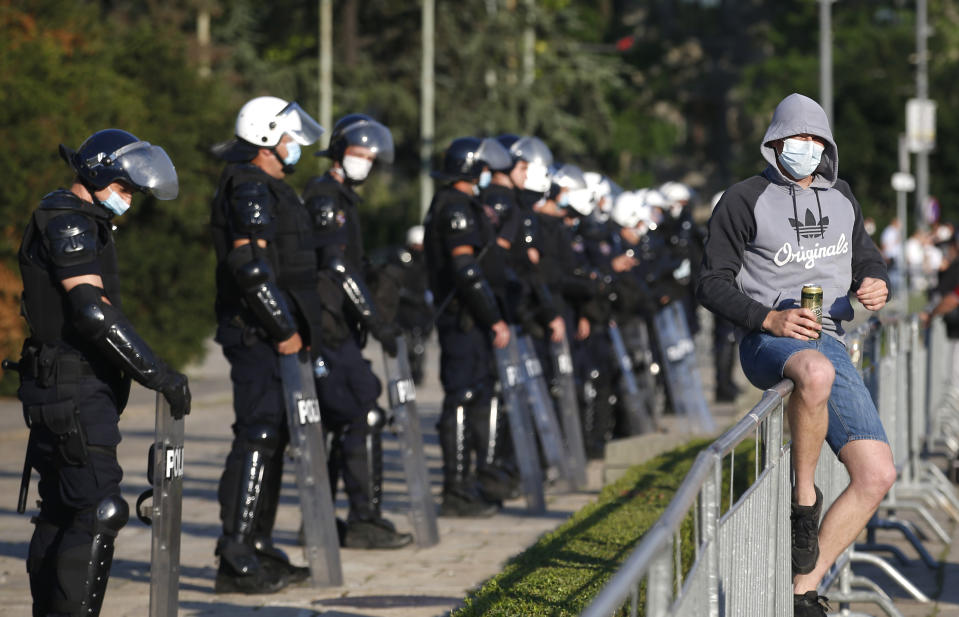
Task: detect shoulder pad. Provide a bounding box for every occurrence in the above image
[304,193,345,232]
[230,180,274,234]
[39,190,85,212]
[44,213,99,269]
[443,201,477,234]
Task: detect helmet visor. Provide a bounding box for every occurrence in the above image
[111,141,179,200]
[509,136,553,167]
[276,102,324,146]
[475,138,511,171]
[342,120,395,163]
[552,164,587,190]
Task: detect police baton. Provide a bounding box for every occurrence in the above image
[3,359,31,514]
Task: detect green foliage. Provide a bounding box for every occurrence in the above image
[6,0,959,373]
[453,438,757,617]
[0,1,232,369]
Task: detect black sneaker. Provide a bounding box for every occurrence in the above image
[341,517,413,549]
[794,591,830,616]
[439,490,499,518]
[791,486,822,574]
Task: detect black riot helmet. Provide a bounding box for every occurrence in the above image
[431,137,482,183]
[59,129,179,200]
[431,137,512,183]
[317,113,395,164]
[495,134,521,167]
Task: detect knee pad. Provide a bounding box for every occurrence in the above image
[94,495,129,537]
[365,407,386,433]
[243,424,281,456]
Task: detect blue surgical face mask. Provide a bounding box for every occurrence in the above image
[778,138,824,180]
[557,192,570,208]
[478,169,492,189]
[101,190,130,217]
[282,141,301,166]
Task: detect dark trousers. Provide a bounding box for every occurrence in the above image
[21,374,124,617]
[315,336,383,520]
[215,324,288,540]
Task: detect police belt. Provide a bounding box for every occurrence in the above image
[19,342,97,384]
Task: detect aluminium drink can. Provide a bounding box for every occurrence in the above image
[801,284,823,336]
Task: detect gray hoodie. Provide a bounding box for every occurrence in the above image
[697,93,888,340]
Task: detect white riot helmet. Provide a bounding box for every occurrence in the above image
[584,171,623,216]
[510,136,554,193]
[552,164,593,216]
[659,181,693,218]
[642,188,668,230]
[406,224,425,247]
[612,191,652,230]
[235,96,324,148]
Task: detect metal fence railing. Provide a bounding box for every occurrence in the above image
[580,315,958,617]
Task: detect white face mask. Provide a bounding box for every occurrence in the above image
[342,154,373,182]
[778,138,825,180]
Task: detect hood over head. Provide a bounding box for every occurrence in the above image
[761,93,838,188]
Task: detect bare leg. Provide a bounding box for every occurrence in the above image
[783,350,834,507]
[793,439,896,593]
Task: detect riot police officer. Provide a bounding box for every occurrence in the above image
[302,114,412,549]
[424,137,511,517]
[17,129,190,617]
[210,96,323,593]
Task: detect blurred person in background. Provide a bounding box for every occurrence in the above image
[303,114,412,549]
[424,137,510,517]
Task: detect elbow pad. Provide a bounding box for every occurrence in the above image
[68,284,167,389]
[226,244,298,342]
[452,253,502,328]
[330,257,380,328]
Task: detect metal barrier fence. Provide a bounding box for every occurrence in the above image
[580,316,959,617]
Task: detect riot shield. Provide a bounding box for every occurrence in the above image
[148,393,184,617]
[279,351,343,586]
[515,332,574,490]
[621,318,665,429]
[652,303,716,434]
[494,337,546,513]
[548,334,588,490]
[382,336,439,547]
[608,321,655,435]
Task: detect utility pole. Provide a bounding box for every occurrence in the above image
[522,0,535,88]
[818,0,834,126]
[319,0,333,149]
[915,0,930,232]
[420,0,435,219]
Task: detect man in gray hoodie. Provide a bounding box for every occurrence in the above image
[697,93,895,616]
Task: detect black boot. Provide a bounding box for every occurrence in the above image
[215,425,289,594]
[339,409,413,548]
[438,400,498,517]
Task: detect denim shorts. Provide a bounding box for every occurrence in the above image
[739,331,888,455]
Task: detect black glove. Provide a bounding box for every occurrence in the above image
[372,321,400,357]
[157,370,191,420]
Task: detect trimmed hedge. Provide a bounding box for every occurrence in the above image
[454,437,756,617]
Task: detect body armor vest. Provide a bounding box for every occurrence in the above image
[211,164,324,347]
[18,190,121,356]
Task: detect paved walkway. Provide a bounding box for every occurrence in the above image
[0,335,955,617]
